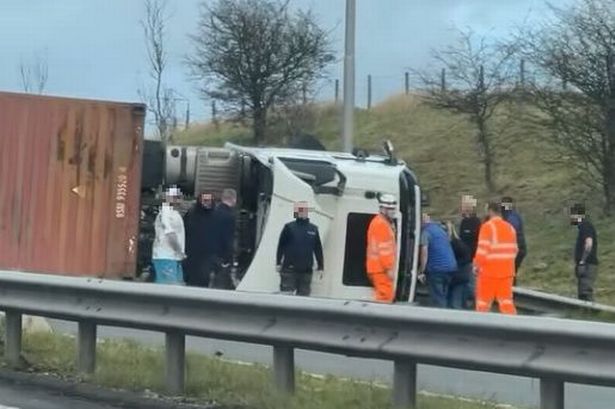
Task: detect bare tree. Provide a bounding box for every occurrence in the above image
[19,53,48,94]
[141,0,176,142]
[519,0,615,212]
[187,0,334,145]
[416,30,516,192]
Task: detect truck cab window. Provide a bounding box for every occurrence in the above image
[342,213,375,286]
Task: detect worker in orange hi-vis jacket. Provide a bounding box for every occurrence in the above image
[366,194,398,303]
[473,201,519,315]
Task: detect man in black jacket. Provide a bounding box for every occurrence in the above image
[459,195,481,257]
[570,204,599,301]
[183,192,217,287]
[276,202,324,296]
[212,189,237,289]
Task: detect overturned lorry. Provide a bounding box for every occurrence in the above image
[0,91,423,303]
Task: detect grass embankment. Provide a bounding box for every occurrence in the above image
[0,331,508,409]
[174,95,615,305]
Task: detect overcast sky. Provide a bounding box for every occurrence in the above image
[0,0,564,123]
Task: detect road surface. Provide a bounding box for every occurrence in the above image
[48,320,614,409]
[0,378,126,409]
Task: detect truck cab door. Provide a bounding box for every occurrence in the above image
[236,157,332,294]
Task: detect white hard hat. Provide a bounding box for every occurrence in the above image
[378,193,397,209]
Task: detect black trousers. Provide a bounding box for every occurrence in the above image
[280,269,313,296]
[512,250,526,286]
[576,264,598,302]
[212,263,234,290]
[184,257,218,288]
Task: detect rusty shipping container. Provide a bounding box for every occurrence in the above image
[0,91,145,278]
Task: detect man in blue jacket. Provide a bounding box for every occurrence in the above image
[276,202,324,296]
[501,196,527,285]
[419,213,458,308]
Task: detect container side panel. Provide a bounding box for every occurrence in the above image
[105,107,144,278]
[0,92,144,278]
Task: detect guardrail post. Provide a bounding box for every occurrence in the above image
[540,378,564,409]
[165,331,185,395]
[4,311,22,368]
[393,360,417,409]
[273,345,295,394]
[77,321,97,374]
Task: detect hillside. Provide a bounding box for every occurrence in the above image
[174,95,615,304]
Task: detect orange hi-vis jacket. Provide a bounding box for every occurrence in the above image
[366,214,396,274]
[473,216,518,278]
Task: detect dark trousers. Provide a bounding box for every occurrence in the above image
[448,264,472,310]
[427,272,453,308]
[212,263,234,290]
[280,270,313,296]
[512,250,526,286]
[184,257,218,288]
[576,264,598,302]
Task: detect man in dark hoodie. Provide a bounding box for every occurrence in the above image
[212,189,237,289]
[183,192,218,287]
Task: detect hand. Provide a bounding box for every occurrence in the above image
[276,265,282,273]
[418,273,426,284]
[317,269,324,280]
[578,260,586,266]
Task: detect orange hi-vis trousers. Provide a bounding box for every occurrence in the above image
[368,272,394,303]
[476,275,517,315]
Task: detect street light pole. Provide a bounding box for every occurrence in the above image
[342,0,356,153]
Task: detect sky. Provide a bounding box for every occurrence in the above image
[0,0,563,125]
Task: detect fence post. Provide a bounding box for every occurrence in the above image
[520,59,526,87]
[78,321,97,375]
[367,74,372,110]
[440,68,446,92]
[4,311,22,368]
[540,378,564,409]
[335,79,340,104]
[185,102,190,130]
[405,72,410,95]
[273,345,295,394]
[165,331,185,395]
[393,360,417,409]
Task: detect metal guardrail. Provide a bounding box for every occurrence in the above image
[1,271,615,409]
[514,287,615,318]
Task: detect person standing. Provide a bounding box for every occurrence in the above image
[458,194,480,307]
[212,189,237,289]
[419,214,458,308]
[183,192,217,287]
[570,204,598,302]
[276,202,324,296]
[152,187,186,284]
[474,202,518,315]
[366,194,398,303]
[459,195,481,257]
[501,196,527,285]
[445,221,473,310]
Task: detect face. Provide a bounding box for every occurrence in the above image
[570,214,584,226]
[384,208,396,219]
[199,193,213,209]
[294,202,309,219]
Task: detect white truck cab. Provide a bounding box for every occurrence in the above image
[164,142,422,303]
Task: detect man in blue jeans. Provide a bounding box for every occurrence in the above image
[419,213,458,308]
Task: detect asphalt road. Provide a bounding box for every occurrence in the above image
[46,319,615,409]
[0,379,124,409]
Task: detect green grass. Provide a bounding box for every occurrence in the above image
[173,95,615,305]
[2,331,511,409]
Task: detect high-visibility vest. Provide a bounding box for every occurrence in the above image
[366,214,396,274]
[473,216,518,278]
